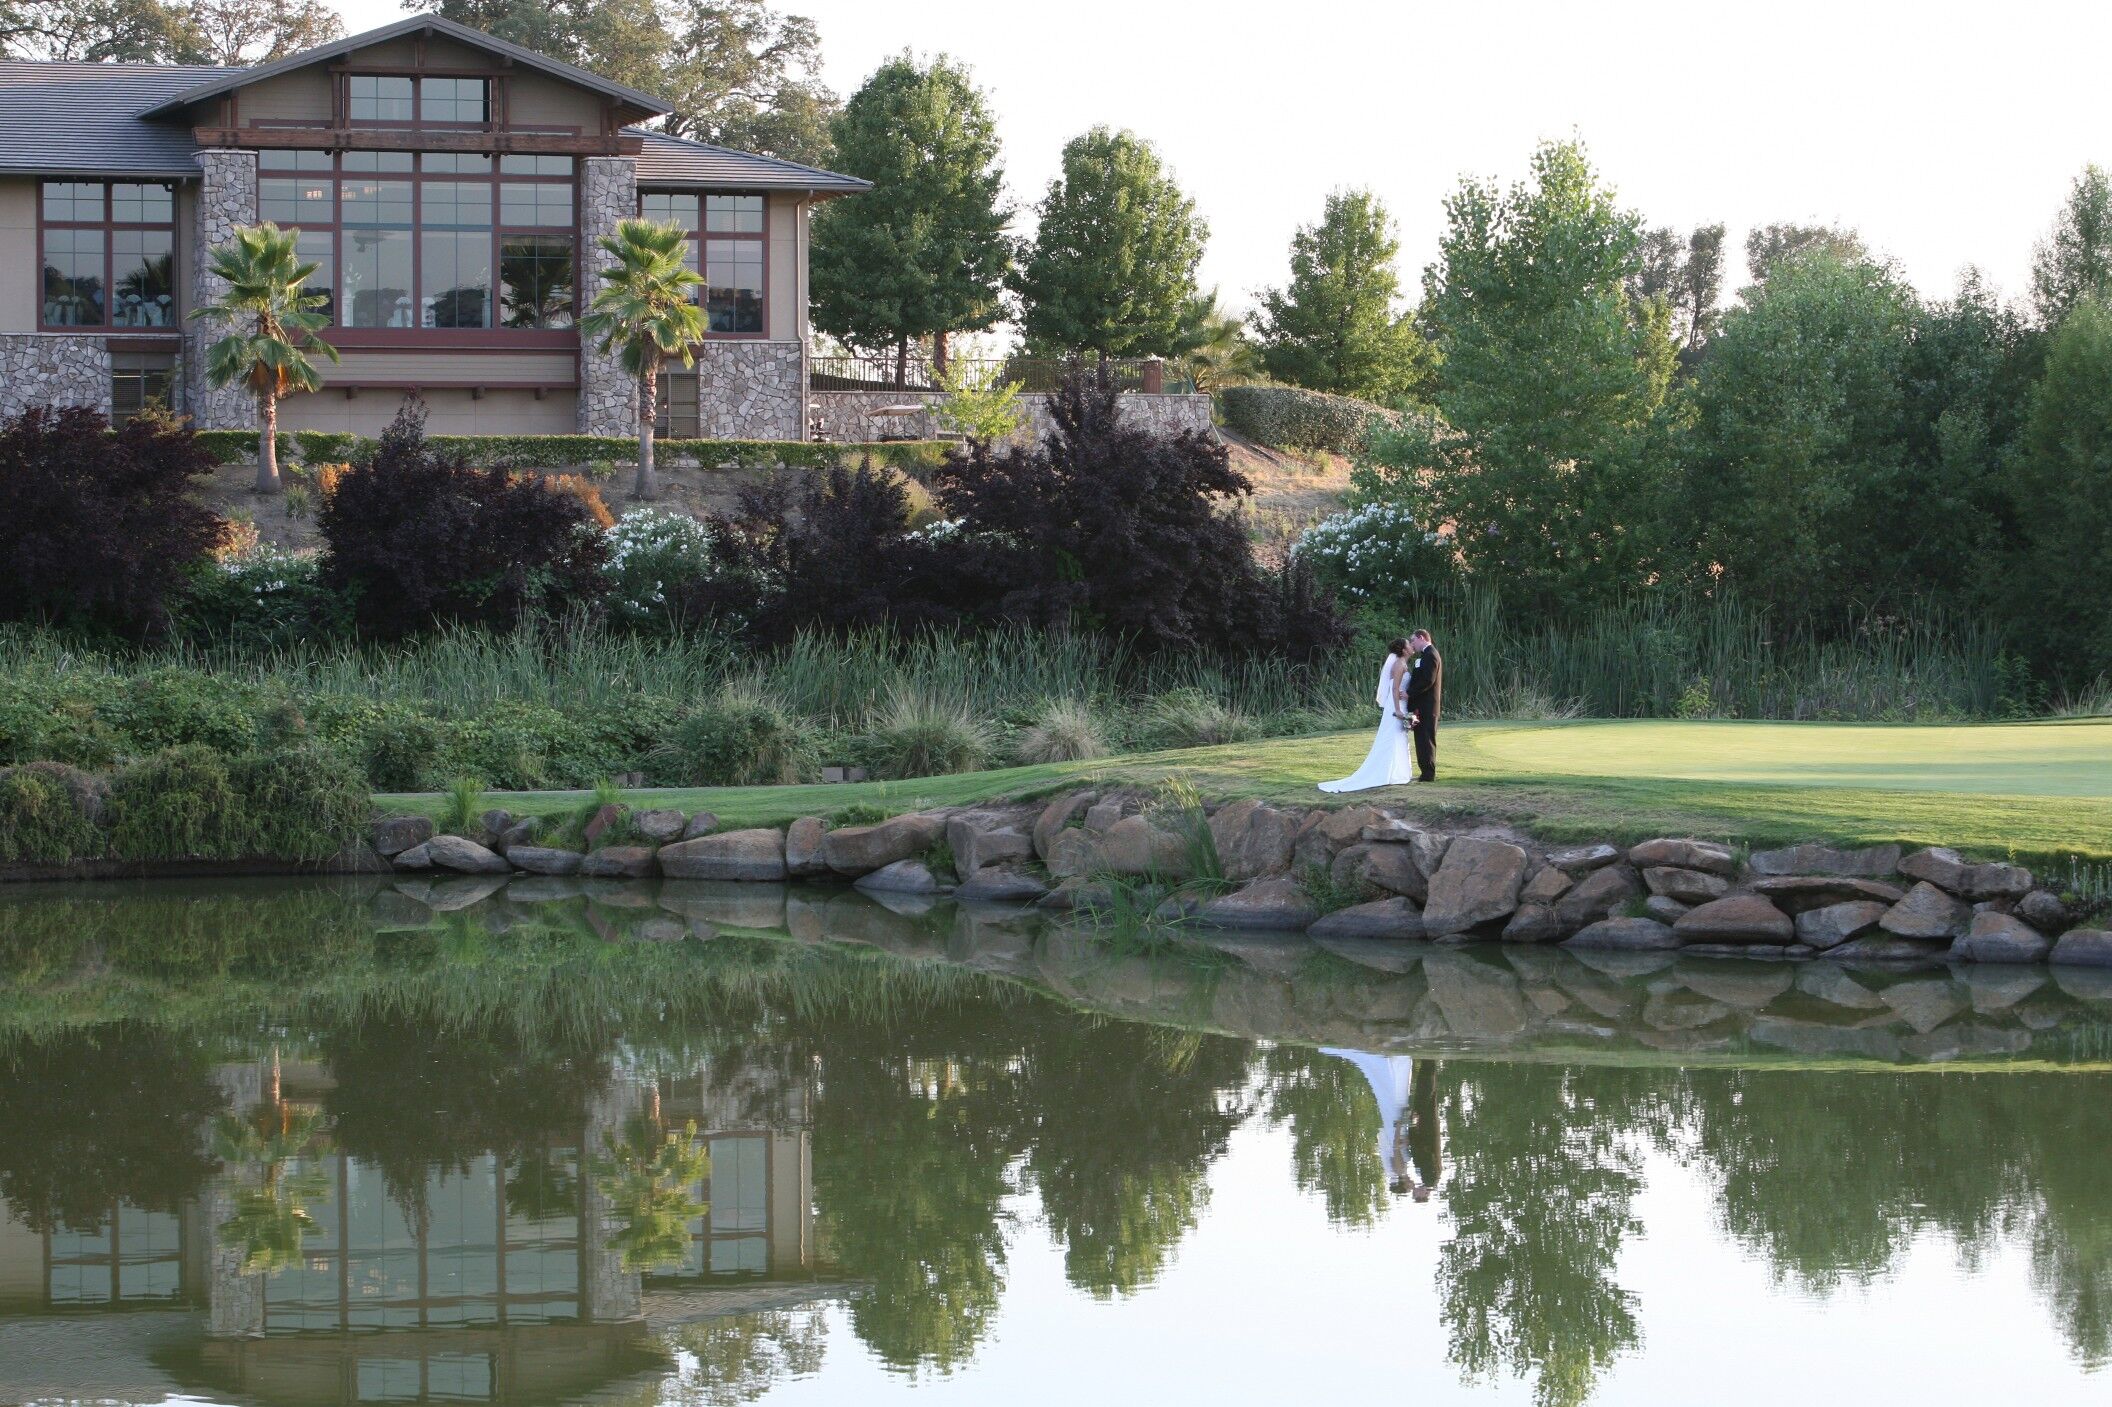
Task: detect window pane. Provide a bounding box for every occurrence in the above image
[640,193,698,228]
[501,155,573,176]
[422,181,492,229]
[421,77,488,124]
[422,229,492,328]
[349,75,413,122]
[342,178,413,226]
[343,228,413,327]
[499,234,573,328]
[705,195,763,234]
[111,183,173,224]
[343,151,414,173]
[423,153,491,174]
[111,367,174,426]
[42,228,103,325]
[259,149,332,172]
[261,174,334,226]
[298,229,335,325]
[500,182,570,228]
[111,230,174,327]
[705,240,763,333]
[42,181,103,222]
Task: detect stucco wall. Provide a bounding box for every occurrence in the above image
[278,385,578,436]
[810,390,1215,446]
[0,180,36,333]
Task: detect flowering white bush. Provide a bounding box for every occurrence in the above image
[602,509,728,626]
[218,541,319,599]
[1291,501,1457,608]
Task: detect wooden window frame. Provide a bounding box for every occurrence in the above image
[638,190,770,341]
[36,180,179,334]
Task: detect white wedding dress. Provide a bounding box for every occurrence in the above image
[1318,655,1416,793]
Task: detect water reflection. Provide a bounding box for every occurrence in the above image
[0,878,2108,1403]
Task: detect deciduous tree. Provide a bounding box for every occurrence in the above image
[1630,223,1725,369]
[1253,188,1436,404]
[1743,222,1867,285]
[2008,297,2112,682]
[2030,164,2112,330]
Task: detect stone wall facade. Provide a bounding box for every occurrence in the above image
[186,149,259,431]
[577,156,639,437]
[810,389,1214,445]
[686,341,805,440]
[0,334,109,419]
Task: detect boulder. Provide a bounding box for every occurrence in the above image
[1099,815,1189,877]
[1745,841,1902,878]
[1547,842,1621,874]
[632,809,687,844]
[823,812,946,875]
[1043,828,1103,880]
[1359,817,1419,843]
[506,845,584,876]
[1521,867,1574,905]
[498,817,542,851]
[1331,842,1423,900]
[1423,954,1532,1038]
[580,845,656,879]
[1554,864,1642,929]
[855,859,949,895]
[1879,977,1967,1034]
[1293,805,1385,871]
[1422,838,1529,934]
[1208,799,1303,880]
[659,828,788,882]
[1083,796,1135,832]
[1950,911,2051,964]
[1826,934,1949,963]
[1501,903,1567,944]
[1564,917,1682,951]
[1032,792,1094,859]
[947,815,1034,876]
[784,817,830,877]
[1309,896,1425,941]
[581,803,627,847]
[1899,846,2034,900]
[1194,876,1321,931]
[2050,929,2112,968]
[479,808,515,839]
[1959,965,2047,1012]
[390,841,434,870]
[1036,877,1119,912]
[372,814,434,857]
[1748,875,1906,913]
[1674,895,1794,944]
[681,811,721,840]
[955,866,1052,904]
[1793,900,1889,950]
[1643,894,1691,926]
[1676,962,1794,1009]
[1879,881,1974,940]
[1409,830,1451,884]
[426,834,511,875]
[1643,867,1731,904]
[2016,890,2071,932]
[1629,838,1737,877]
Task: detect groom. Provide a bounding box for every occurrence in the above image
[1400,628,1441,782]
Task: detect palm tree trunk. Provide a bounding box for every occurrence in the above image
[255,393,280,494]
[635,360,659,501]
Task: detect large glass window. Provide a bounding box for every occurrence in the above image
[499,235,574,329]
[344,230,414,328]
[420,77,489,124]
[705,242,764,334]
[349,75,414,123]
[422,229,492,328]
[640,191,767,336]
[705,194,764,233]
[39,180,176,329]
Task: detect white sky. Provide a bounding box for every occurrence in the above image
[333,0,2112,315]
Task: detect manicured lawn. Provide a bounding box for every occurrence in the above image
[382,716,2112,863]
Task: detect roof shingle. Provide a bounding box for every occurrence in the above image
[0,61,234,177]
[630,131,870,195]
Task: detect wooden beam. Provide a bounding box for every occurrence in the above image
[194,127,639,156]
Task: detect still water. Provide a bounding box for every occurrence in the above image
[1,877,2110,1406]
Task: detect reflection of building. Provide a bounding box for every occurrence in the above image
[0,1048,835,1407]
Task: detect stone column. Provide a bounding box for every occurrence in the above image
[577,156,639,437]
[187,148,259,430]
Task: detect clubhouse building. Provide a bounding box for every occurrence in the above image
[0,14,868,439]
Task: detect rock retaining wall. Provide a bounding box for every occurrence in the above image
[371,793,2111,971]
[0,334,109,419]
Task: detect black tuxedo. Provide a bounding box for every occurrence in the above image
[1403,644,1441,780]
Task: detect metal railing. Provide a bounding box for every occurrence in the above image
[809,354,1195,395]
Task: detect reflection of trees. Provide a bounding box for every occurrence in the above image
[593,1113,710,1271]
[1261,1046,1386,1226]
[1020,1021,1252,1298]
[1437,1065,1661,1407]
[658,1311,828,1407]
[0,1024,221,1233]
[213,1103,331,1274]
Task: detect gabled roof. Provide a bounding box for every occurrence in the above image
[631,130,871,196]
[139,12,673,120]
[0,60,236,176]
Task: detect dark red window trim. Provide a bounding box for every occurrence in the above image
[637,190,771,340]
[36,180,179,333]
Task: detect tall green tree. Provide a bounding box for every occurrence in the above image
[810,54,1012,385]
[1,0,194,59]
[1010,127,1208,358]
[1252,188,1436,404]
[2030,165,2112,330]
[1630,223,1725,369]
[1358,140,1676,611]
[1743,222,1867,285]
[579,218,708,501]
[191,222,339,495]
[2008,298,2112,683]
[422,0,839,165]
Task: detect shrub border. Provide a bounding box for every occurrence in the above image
[190,430,950,474]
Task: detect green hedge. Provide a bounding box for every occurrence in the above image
[191,430,949,474]
[1217,385,1402,456]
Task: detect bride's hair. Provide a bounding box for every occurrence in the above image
[1388,637,1409,657]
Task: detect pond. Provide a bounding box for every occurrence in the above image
[1,877,2109,1405]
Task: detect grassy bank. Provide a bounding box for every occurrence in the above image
[384,716,2112,864]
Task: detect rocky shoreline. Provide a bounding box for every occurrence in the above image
[359,789,2112,971]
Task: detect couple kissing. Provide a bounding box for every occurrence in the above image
[1318,630,1441,794]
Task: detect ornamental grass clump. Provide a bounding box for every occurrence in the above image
[861,686,995,779]
[1136,688,1260,750]
[1015,697,1108,764]
[650,687,817,786]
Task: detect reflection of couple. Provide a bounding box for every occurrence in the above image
[1321,1049,1442,1202]
[1318,630,1442,793]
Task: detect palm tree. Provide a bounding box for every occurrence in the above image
[190,223,338,494]
[579,218,708,501]
[592,1113,711,1271]
[212,1103,331,1276]
[1175,288,1262,392]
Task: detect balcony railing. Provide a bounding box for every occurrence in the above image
[809,354,1194,395]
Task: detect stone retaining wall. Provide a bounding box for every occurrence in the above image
[0,334,109,419]
[811,390,1214,446]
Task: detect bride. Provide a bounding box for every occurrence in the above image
[1318,638,1417,793]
